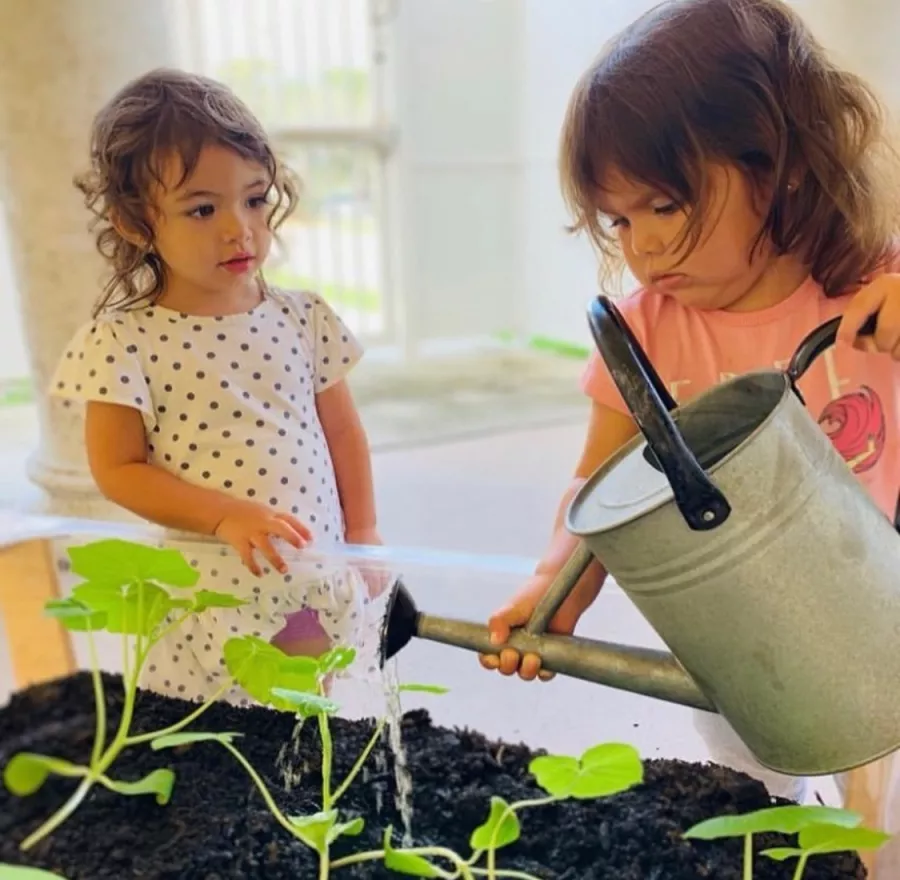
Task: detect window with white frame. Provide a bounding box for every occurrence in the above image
[170,0,397,344]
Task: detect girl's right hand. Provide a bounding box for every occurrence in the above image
[479,568,599,682]
[214,502,313,576]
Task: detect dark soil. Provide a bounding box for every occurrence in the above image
[1,673,864,879]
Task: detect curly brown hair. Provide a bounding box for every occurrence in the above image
[76,67,299,316]
[559,0,900,295]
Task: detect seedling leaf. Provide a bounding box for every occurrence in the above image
[530,742,643,799]
[68,539,199,588]
[0,866,71,879]
[797,823,892,854]
[270,688,340,717]
[398,684,450,695]
[151,732,243,750]
[470,796,521,850]
[225,636,284,704]
[382,827,443,877]
[317,645,357,675]
[760,847,803,862]
[289,810,338,853]
[44,598,107,632]
[100,768,175,805]
[72,580,175,636]
[276,655,321,697]
[287,810,365,852]
[3,754,85,796]
[191,590,248,612]
[225,637,327,709]
[684,805,862,840]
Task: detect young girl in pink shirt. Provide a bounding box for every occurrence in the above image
[481,0,900,871]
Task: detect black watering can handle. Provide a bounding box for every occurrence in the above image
[787,312,879,384]
[587,296,731,531]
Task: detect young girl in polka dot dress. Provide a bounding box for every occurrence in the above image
[50,68,382,703]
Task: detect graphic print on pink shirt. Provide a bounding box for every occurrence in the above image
[818,386,886,474]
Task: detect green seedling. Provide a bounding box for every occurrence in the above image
[761,821,892,878]
[3,539,248,851]
[333,741,645,880]
[153,641,390,880]
[684,804,890,880]
[163,638,644,880]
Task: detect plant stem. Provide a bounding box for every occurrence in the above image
[218,740,298,838]
[791,854,810,880]
[318,712,333,809]
[329,847,462,877]
[744,834,753,880]
[19,777,94,851]
[470,870,544,880]
[330,718,386,806]
[126,678,235,746]
[153,609,199,648]
[319,851,330,880]
[86,630,106,768]
[487,796,559,879]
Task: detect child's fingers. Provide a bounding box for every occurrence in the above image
[516,653,544,681]
[498,648,524,676]
[233,539,261,577]
[837,281,886,347]
[275,513,313,544]
[478,652,500,671]
[251,533,287,574]
[268,517,309,549]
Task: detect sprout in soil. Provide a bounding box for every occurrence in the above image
[152,641,645,880]
[2,539,249,852]
[339,741,645,880]
[683,804,891,880]
[153,640,390,880]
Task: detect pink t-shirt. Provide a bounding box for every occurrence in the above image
[582,276,900,521]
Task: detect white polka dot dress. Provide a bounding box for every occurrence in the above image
[49,287,372,704]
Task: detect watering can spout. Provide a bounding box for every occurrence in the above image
[379,574,715,714]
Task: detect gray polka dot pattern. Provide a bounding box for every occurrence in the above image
[50,288,363,546]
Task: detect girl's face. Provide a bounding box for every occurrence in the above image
[596,164,801,312]
[149,144,274,309]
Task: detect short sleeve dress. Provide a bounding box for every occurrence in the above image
[50,287,379,704]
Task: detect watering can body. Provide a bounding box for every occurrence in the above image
[566,365,900,776]
[380,295,900,778]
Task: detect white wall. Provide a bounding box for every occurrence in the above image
[391,0,524,351]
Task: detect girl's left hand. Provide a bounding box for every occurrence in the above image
[838,273,900,359]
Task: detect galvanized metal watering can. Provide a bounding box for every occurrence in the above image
[381,296,900,777]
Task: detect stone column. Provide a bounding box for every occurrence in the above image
[0,1,174,516]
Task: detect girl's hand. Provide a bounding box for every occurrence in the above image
[480,570,600,682]
[214,502,312,576]
[838,274,900,359]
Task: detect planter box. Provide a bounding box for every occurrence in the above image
[0,673,865,879]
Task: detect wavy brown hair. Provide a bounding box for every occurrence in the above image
[76,68,299,316]
[560,0,900,295]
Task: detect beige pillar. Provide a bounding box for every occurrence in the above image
[0,1,174,517]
